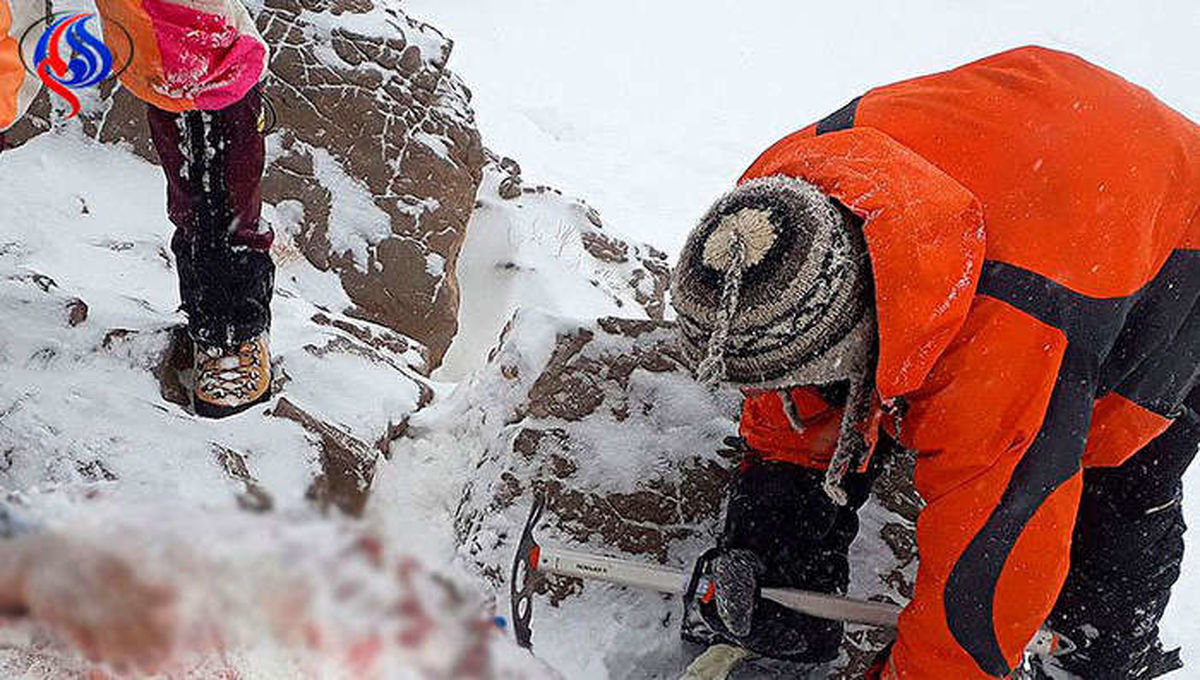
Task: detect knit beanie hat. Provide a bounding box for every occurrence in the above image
[671,176,875,390]
[672,176,880,505]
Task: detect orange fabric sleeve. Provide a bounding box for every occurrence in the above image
[93,0,176,110]
[0,0,39,132]
[1182,205,1200,251]
[95,0,268,112]
[739,387,843,468]
[0,0,18,130]
[1083,392,1173,469]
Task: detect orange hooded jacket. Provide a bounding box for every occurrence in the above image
[738,46,1200,678]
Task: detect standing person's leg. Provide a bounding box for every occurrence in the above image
[147,87,273,347]
[146,88,275,418]
[95,0,273,417]
[1048,386,1200,679]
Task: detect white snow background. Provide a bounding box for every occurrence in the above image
[405,0,1200,674]
[403,0,1200,256]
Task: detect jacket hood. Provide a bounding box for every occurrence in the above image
[741,126,986,399]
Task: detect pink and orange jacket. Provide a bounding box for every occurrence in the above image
[1,0,268,130]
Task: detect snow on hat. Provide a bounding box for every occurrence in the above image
[671,175,874,389]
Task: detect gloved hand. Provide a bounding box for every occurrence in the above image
[696,545,844,663]
[690,458,875,663]
[706,549,764,638]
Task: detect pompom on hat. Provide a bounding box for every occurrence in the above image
[670,176,880,505]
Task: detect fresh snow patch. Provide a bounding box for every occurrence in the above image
[436,163,664,381]
[309,147,394,270]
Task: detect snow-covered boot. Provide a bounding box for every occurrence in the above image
[193,335,272,419]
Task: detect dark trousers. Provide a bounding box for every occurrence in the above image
[1048,387,1200,679]
[716,399,1196,678]
[146,86,274,348]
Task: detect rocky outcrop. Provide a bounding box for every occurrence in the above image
[401,310,918,677]
[257,0,484,368]
[7,0,484,369]
[484,153,671,321]
[452,315,739,575]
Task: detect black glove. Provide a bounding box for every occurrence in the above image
[707,548,764,638]
[693,459,874,663]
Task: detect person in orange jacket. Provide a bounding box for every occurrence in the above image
[671,46,1200,679]
[2,0,274,418]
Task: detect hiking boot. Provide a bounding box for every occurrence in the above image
[193,334,272,419]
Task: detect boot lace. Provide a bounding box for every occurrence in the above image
[196,340,266,402]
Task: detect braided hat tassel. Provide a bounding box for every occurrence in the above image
[696,236,747,389]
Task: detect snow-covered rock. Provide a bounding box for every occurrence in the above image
[7,0,484,368]
[402,308,920,678]
[398,311,737,677]
[451,313,738,564]
[258,0,485,368]
[438,154,671,380]
[0,131,426,514]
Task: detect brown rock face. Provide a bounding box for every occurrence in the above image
[7,0,485,370]
[271,397,377,517]
[410,310,919,676]
[415,312,741,589]
[258,1,484,368]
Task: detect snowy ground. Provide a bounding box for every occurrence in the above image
[0,132,425,510]
[0,131,550,678]
[403,0,1200,674]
